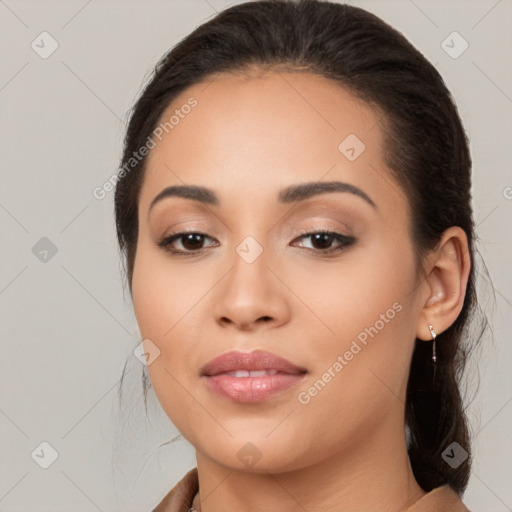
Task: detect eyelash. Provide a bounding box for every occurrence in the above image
[157,229,356,256]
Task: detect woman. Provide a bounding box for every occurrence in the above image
[114,1,478,510]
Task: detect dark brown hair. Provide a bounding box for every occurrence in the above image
[115,0,480,494]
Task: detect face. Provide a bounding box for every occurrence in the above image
[132,69,424,473]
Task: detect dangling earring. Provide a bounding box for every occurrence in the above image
[428,324,437,363]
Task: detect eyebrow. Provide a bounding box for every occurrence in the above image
[148,180,376,218]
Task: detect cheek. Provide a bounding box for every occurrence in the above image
[288,237,415,344]
[291,239,417,404]
[131,240,206,339]
[131,243,212,430]
[291,288,415,457]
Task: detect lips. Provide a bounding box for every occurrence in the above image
[200,350,307,376]
[200,350,308,403]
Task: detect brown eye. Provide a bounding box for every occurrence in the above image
[158,231,218,254]
[178,233,207,251]
[291,230,356,254]
[157,229,355,257]
[309,233,336,250]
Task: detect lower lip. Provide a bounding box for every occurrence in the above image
[203,373,306,403]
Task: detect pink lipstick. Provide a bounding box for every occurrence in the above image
[200,350,307,403]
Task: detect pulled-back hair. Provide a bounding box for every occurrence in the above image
[115,0,480,494]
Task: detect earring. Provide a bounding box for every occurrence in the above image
[428,324,437,363]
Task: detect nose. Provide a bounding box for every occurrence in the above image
[212,243,291,332]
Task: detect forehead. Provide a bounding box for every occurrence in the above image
[139,69,399,213]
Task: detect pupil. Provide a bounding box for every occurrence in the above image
[312,233,332,250]
[183,234,203,250]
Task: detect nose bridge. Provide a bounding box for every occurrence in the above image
[212,228,289,329]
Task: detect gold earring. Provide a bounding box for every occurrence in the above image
[428,324,437,363]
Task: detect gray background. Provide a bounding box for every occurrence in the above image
[1,0,511,510]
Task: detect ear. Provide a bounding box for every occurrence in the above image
[416,226,471,341]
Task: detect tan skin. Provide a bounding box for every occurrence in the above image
[131,70,470,512]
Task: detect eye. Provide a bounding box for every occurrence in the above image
[157,229,356,256]
[291,229,356,254]
[158,231,218,254]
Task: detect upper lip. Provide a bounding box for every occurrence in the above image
[200,350,308,376]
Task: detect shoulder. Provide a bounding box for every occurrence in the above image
[152,467,199,512]
[408,484,471,512]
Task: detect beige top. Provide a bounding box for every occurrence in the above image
[152,467,471,511]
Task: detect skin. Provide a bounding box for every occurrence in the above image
[131,69,470,512]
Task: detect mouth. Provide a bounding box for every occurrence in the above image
[200,350,308,403]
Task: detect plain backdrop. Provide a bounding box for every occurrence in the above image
[1,0,511,511]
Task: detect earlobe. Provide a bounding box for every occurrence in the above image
[416,226,471,341]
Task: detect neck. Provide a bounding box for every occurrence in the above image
[193,420,426,512]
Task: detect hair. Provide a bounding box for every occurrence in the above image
[114,0,482,495]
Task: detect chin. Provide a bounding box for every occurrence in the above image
[193,432,320,475]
